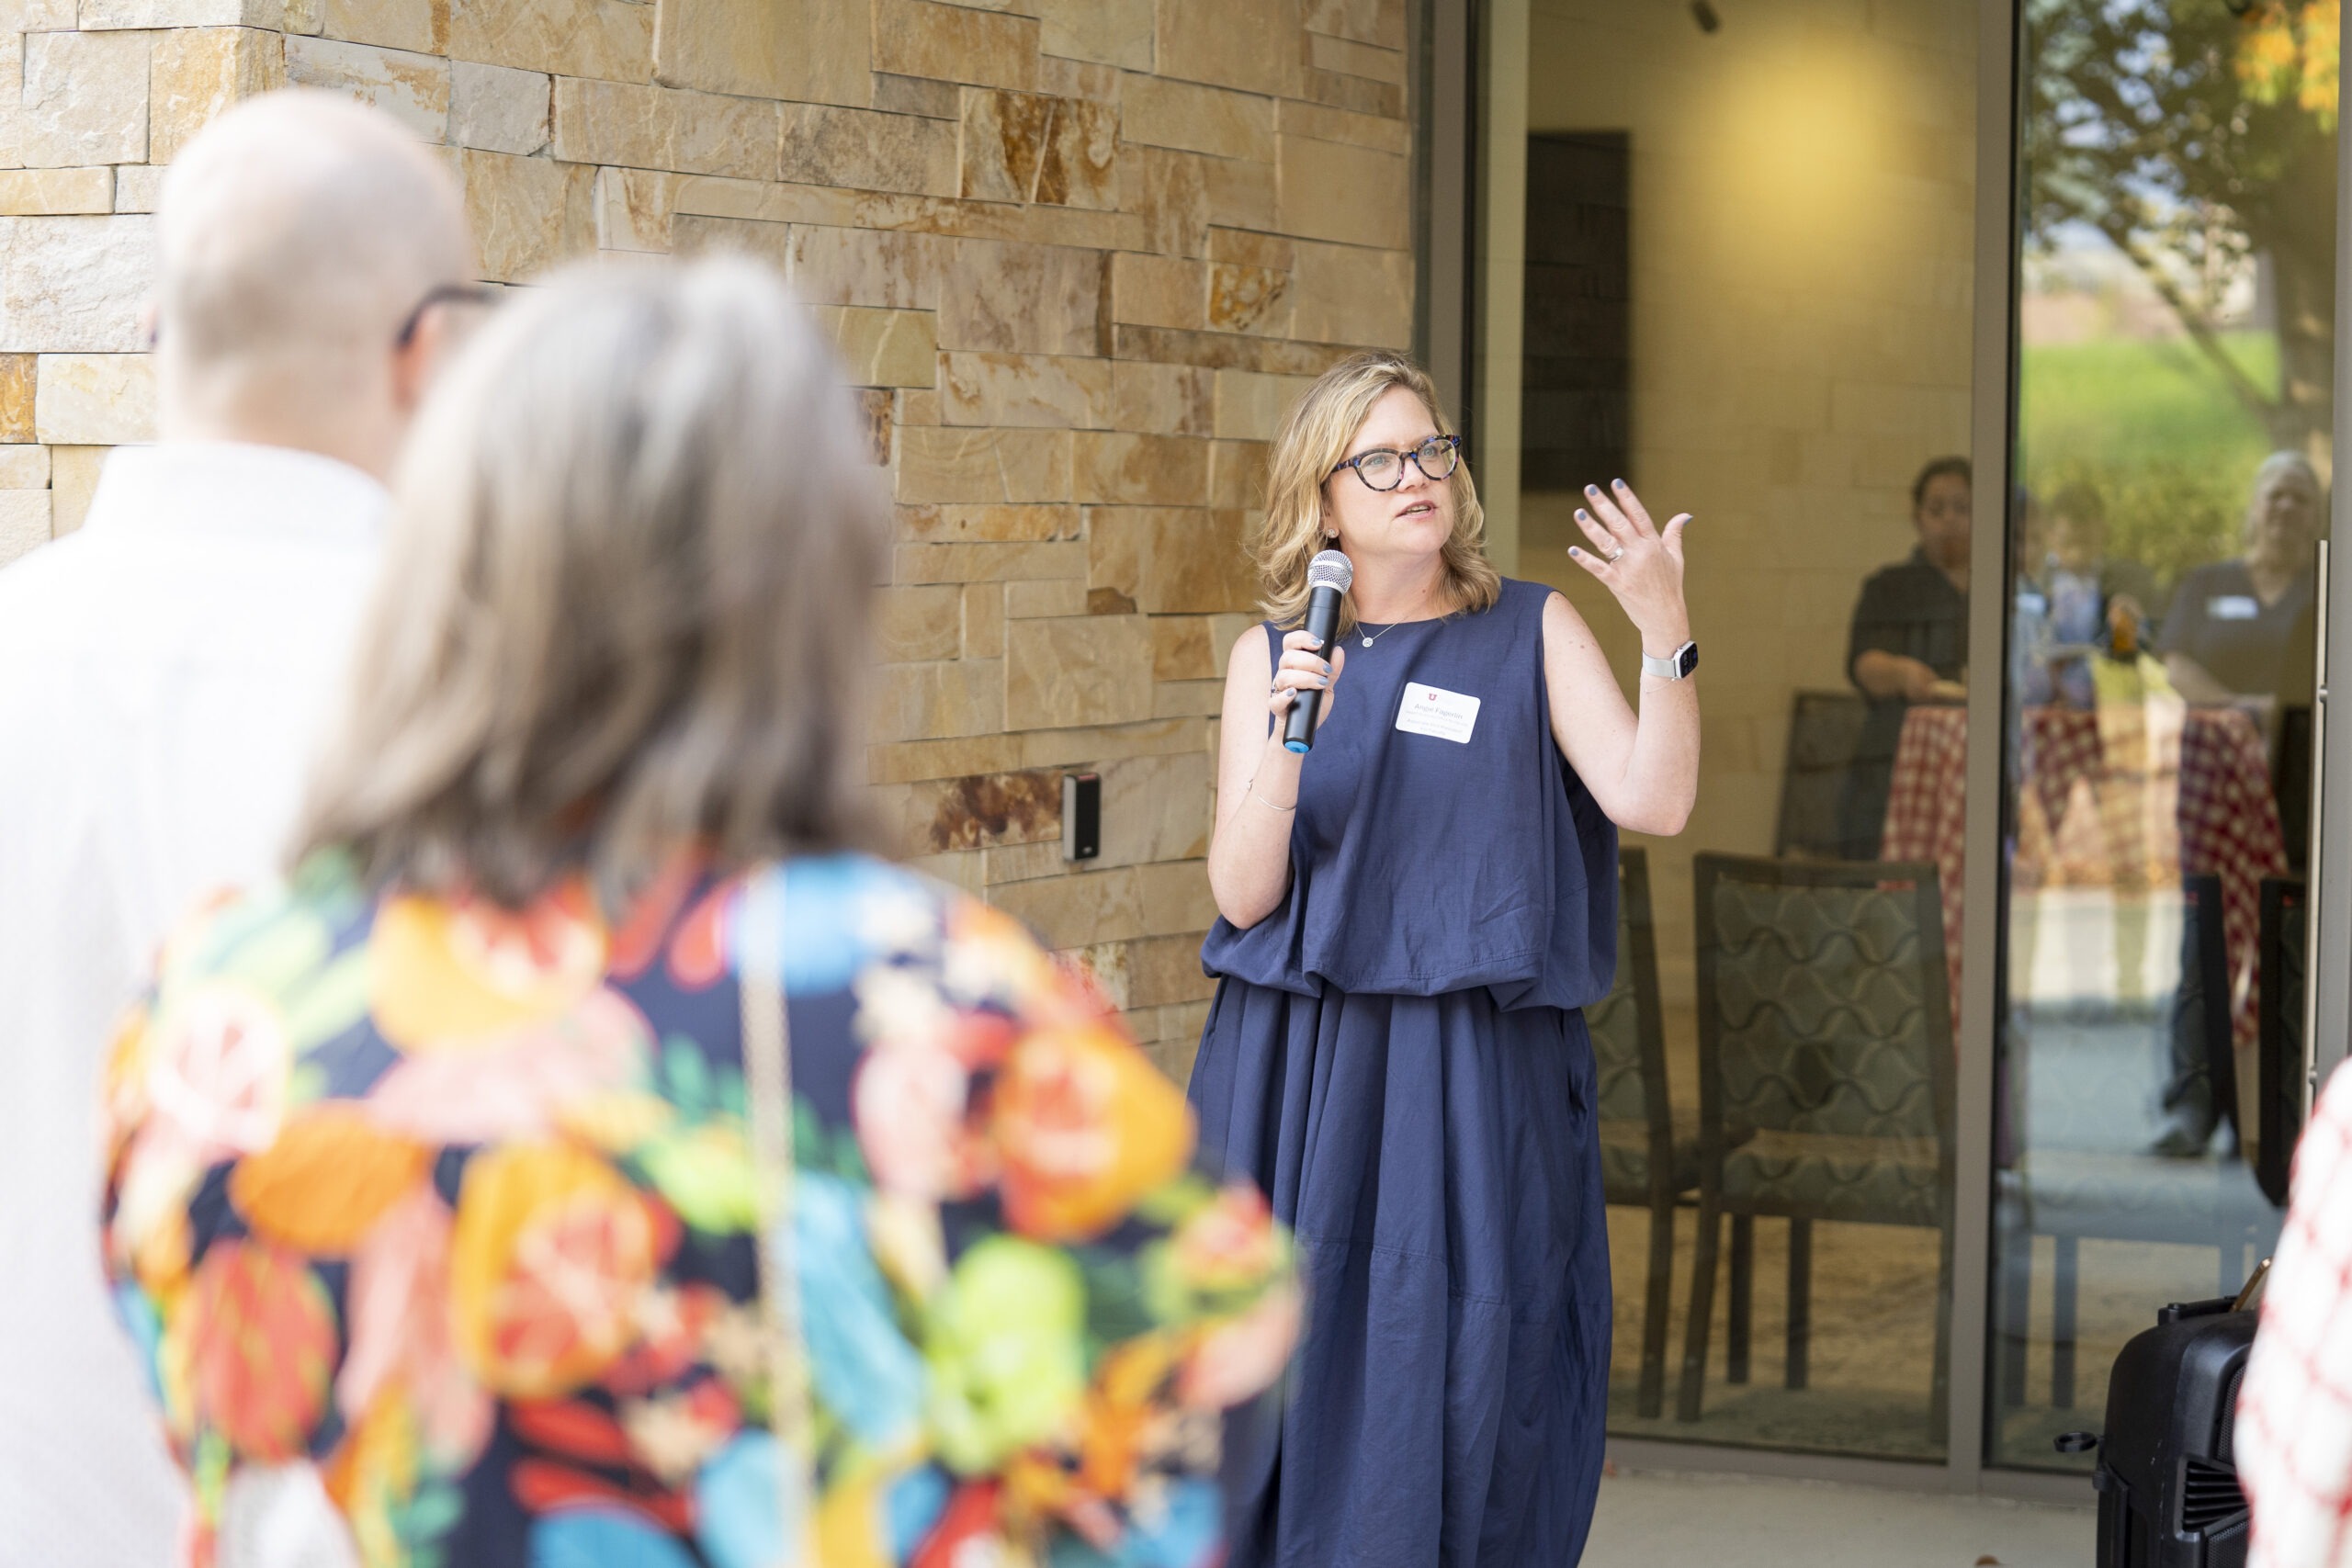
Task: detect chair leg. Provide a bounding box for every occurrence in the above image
[1727,1213,1754,1385]
[2052,1235,2078,1412]
[1638,1197,1674,1419]
[1678,1197,1724,1422]
[1931,1217,1955,1443]
[1785,1217,1812,1391]
[1999,1224,2032,1408]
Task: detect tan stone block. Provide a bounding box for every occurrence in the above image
[1207,262,1288,335]
[45,442,102,533]
[1151,615,1215,681]
[936,238,1101,356]
[1088,505,1252,612]
[462,148,594,282]
[10,0,79,25]
[962,581,1002,657]
[0,216,153,352]
[781,104,955,197]
[993,866,1141,948]
[873,72,956,118]
[148,28,284,164]
[896,387,939,424]
[285,36,447,141]
[896,427,1074,505]
[283,0,322,31]
[0,440,45,486]
[866,732,1022,785]
[1109,252,1201,330]
[1290,238,1411,347]
[320,0,441,52]
[1213,368,1314,441]
[897,502,1070,542]
[1274,133,1406,250]
[1123,931,1216,1007]
[983,839,1064,884]
[1305,0,1405,47]
[1275,95,1407,153]
[0,354,33,441]
[594,164,673,252]
[1006,612,1151,728]
[79,0,277,25]
[673,169,1147,252]
[1036,0,1148,68]
[939,350,1110,429]
[550,75,670,167]
[851,386,890,464]
[1204,152,1275,231]
[873,0,1037,91]
[1156,0,1292,96]
[449,60,548,153]
[875,583,963,661]
[1207,225,1292,269]
[0,167,108,215]
[1110,361,1211,437]
[1012,716,1205,771]
[449,0,652,84]
[1073,432,1206,507]
[0,486,46,562]
[901,847,985,894]
[35,353,152,443]
[1035,96,1115,209]
[1125,145,1206,256]
[22,31,148,168]
[1300,63,1399,118]
[958,89,1115,210]
[1213,439,1270,505]
[1035,53,1116,103]
[1153,677,1221,717]
[1005,577,1086,618]
[908,768,1064,853]
[871,657,1004,742]
[894,537,1086,581]
[1121,73,1273,163]
[1305,31,1402,85]
[811,304,936,389]
[786,223,943,309]
[113,167,163,216]
[1102,753,1213,866]
[656,0,865,103]
[677,91,777,182]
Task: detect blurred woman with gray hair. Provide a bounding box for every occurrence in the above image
[95,256,1297,1567]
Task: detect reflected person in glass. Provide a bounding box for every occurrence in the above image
[2161,451,2324,709]
[1839,456,1973,860]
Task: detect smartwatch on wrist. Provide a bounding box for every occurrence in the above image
[1642,640,1699,681]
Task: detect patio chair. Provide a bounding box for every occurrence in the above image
[1773,690,1871,860]
[1677,854,1956,1434]
[1591,846,1688,1418]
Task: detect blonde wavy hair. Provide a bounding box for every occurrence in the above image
[1255,351,1498,631]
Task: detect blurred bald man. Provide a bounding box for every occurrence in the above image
[0,92,477,1567]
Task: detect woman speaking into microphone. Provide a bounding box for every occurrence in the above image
[1193,351,1700,1566]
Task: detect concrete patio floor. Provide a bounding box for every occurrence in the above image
[1584,1469,2095,1568]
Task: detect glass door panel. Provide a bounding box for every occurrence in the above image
[1991,0,2336,1471]
[1495,0,1980,1461]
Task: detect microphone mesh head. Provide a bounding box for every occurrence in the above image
[1306,549,1354,593]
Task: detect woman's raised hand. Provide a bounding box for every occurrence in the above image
[1269,627,1345,729]
[1566,479,1692,646]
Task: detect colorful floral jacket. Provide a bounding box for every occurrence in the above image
[100,852,1296,1568]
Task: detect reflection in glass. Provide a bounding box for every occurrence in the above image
[1506,0,1978,1461]
[1993,0,2334,1471]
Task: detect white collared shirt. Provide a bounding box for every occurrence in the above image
[0,442,386,1568]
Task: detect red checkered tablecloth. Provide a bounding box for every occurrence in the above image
[1879,704,2288,1046]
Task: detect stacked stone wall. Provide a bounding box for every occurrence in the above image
[0,0,1419,1077]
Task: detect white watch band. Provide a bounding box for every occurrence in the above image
[1642,641,1697,681]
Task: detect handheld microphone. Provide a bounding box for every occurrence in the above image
[1283,549,1353,753]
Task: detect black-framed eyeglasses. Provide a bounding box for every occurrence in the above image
[1330,434,1462,491]
[395,282,501,347]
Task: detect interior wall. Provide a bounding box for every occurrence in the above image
[1520,0,1978,1003]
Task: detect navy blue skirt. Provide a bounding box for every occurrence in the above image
[1189,976,1611,1568]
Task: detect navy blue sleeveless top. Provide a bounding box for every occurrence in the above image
[1201,577,1618,1010]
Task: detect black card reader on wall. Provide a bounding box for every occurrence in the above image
[1062,772,1101,862]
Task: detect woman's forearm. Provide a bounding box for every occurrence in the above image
[1208,738,1303,929]
[1610,639,1701,837]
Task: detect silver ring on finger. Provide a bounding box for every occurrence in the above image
[1606,547,1624,563]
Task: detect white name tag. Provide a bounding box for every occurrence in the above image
[1396,682,1480,743]
[2210,594,2260,621]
